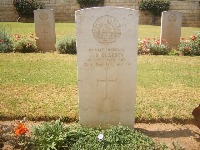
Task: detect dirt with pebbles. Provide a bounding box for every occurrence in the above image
[0,120,199,150]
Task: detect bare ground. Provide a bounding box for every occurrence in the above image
[0,121,200,150]
[135,123,200,150]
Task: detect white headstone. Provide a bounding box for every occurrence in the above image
[76,7,138,128]
[34,9,56,52]
[160,11,182,48]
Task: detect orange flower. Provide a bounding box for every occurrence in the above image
[180,37,185,40]
[15,122,29,136]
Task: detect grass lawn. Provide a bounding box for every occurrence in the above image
[0,22,199,122]
[0,53,199,123]
[0,22,199,40]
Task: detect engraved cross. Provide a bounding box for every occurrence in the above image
[42,28,48,48]
[97,69,117,100]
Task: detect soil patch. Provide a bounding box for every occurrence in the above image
[135,123,200,150]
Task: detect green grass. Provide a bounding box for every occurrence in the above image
[0,22,199,40]
[0,54,199,122]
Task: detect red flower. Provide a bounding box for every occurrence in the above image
[0,39,3,43]
[154,40,160,45]
[190,35,196,41]
[185,46,190,52]
[15,123,29,136]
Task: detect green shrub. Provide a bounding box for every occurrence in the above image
[56,36,76,54]
[0,29,13,53]
[13,33,38,53]
[77,0,104,8]
[139,0,170,24]
[179,31,200,56]
[149,39,170,55]
[139,0,170,16]
[13,0,45,18]
[138,38,170,55]
[29,120,165,150]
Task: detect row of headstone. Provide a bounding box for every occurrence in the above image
[76,8,183,128]
[34,9,182,53]
[34,8,182,128]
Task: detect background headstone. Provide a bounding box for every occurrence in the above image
[34,9,56,52]
[76,7,138,128]
[160,11,182,48]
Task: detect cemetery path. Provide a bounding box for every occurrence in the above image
[0,121,199,150]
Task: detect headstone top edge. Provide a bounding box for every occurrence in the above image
[34,9,54,12]
[75,6,137,14]
[162,10,182,14]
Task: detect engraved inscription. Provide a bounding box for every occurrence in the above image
[92,15,121,44]
[83,48,131,69]
[168,12,177,23]
[39,12,48,21]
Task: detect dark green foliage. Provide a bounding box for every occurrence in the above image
[13,0,45,18]
[139,0,170,16]
[139,0,170,25]
[71,125,158,150]
[29,120,163,150]
[56,36,76,54]
[77,0,104,8]
[0,29,13,53]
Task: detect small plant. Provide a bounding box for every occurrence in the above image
[13,33,38,53]
[139,0,170,24]
[31,119,68,150]
[0,28,13,53]
[138,38,151,55]
[71,125,158,150]
[13,0,45,19]
[138,37,170,55]
[29,120,168,149]
[77,0,104,8]
[56,36,76,54]
[179,31,200,56]
[149,38,170,55]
